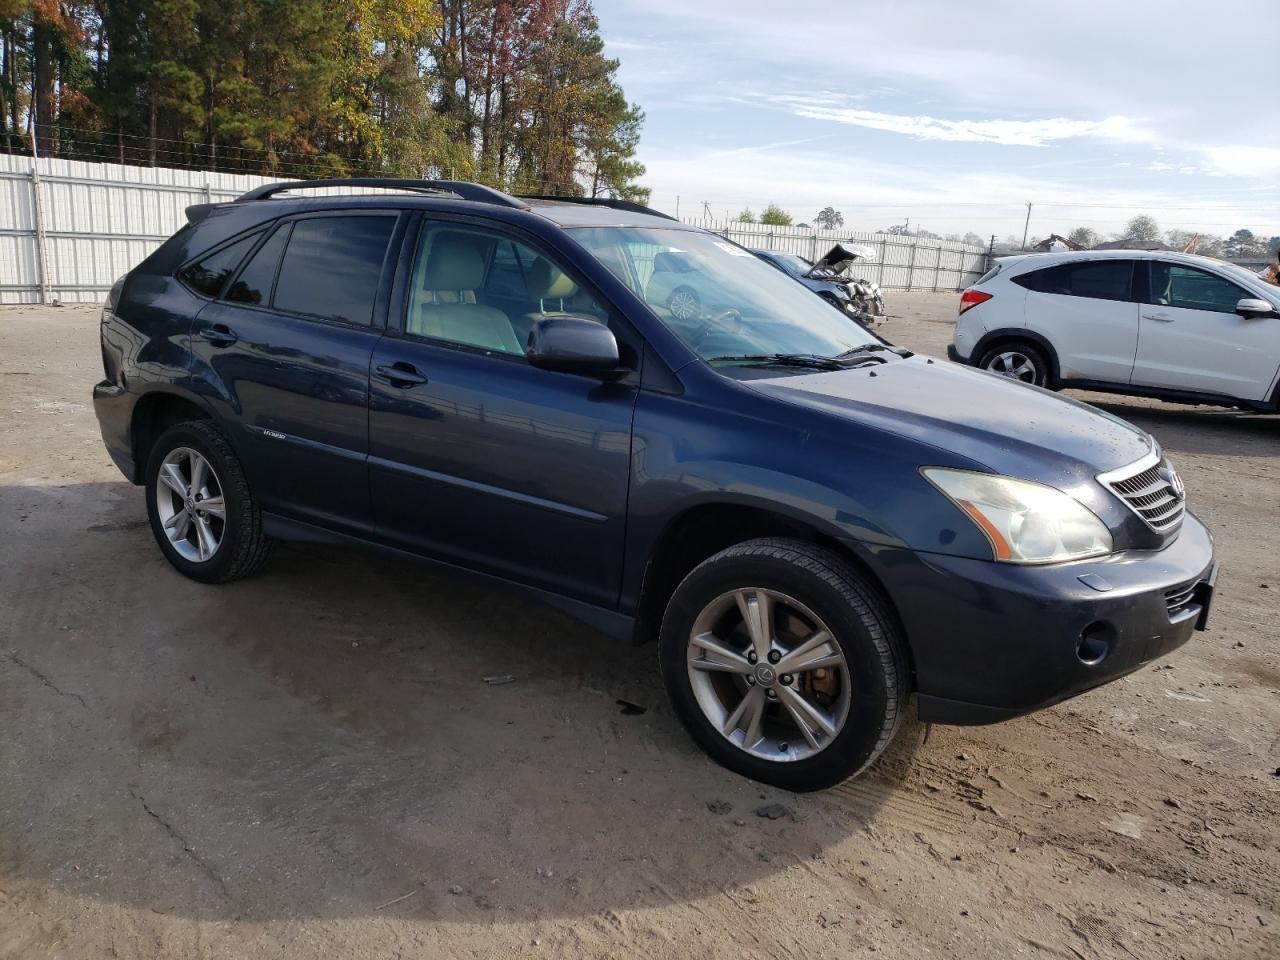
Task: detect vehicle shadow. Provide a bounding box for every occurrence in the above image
[0,480,927,924]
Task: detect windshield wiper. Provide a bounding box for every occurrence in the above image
[707,353,845,370]
[834,342,913,360]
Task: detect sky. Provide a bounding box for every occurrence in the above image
[596,0,1280,242]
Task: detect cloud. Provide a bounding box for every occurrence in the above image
[1205,146,1280,178]
[753,94,1152,148]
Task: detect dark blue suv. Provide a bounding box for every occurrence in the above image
[94,179,1217,791]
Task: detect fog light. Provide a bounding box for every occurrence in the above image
[1077,622,1113,666]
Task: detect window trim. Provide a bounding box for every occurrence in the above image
[1142,259,1249,314]
[222,220,292,309]
[175,228,267,301]
[394,212,641,372]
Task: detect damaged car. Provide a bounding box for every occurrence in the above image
[753,243,885,323]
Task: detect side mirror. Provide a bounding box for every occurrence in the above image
[526,316,621,376]
[1236,297,1277,320]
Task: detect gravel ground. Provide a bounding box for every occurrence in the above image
[1,293,1276,960]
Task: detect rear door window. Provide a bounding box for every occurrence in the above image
[1149,263,1246,313]
[272,215,397,325]
[1015,260,1134,302]
[178,233,261,297]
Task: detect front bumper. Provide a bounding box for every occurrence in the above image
[862,512,1217,725]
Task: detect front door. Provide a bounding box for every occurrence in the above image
[368,218,639,607]
[1131,261,1279,402]
[190,211,403,534]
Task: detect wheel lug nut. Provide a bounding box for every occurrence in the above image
[767,650,781,664]
[747,676,756,685]
[781,674,792,685]
[766,690,777,699]
[747,651,757,664]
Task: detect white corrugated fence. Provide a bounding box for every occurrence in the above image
[1,154,991,304]
[683,220,989,293]
[0,154,287,303]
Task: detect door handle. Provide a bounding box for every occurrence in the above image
[374,362,428,387]
[199,324,238,346]
[1142,313,1174,323]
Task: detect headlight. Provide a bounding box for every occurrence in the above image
[923,468,1112,564]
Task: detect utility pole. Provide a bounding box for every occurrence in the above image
[1021,202,1032,249]
[701,200,713,221]
[675,195,680,219]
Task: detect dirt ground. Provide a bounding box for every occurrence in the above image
[1,293,1276,960]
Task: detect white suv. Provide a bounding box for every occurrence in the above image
[949,250,1280,410]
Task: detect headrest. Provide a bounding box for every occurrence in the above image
[423,235,486,290]
[528,257,578,299]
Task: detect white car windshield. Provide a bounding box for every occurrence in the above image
[570,227,879,362]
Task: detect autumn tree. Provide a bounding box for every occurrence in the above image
[1,0,648,199]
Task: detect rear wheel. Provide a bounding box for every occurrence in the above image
[659,538,909,791]
[145,420,272,583]
[979,342,1050,387]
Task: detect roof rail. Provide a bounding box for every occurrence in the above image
[235,178,529,209]
[518,194,678,222]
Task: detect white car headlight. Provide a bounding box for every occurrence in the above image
[923,468,1112,564]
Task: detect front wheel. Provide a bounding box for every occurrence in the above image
[659,538,909,791]
[145,420,273,583]
[979,342,1051,387]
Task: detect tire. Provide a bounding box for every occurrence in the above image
[659,537,909,792]
[144,419,273,583]
[978,341,1051,387]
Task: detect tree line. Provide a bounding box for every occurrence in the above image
[1064,217,1279,259]
[0,0,648,199]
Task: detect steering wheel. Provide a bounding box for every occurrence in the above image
[692,308,746,347]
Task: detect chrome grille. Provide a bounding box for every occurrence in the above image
[1164,580,1197,618]
[1099,453,1185,533]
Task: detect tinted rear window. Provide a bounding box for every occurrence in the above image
[273,216,396,325]
[1014,260,1133,302]
[178,233,260,297]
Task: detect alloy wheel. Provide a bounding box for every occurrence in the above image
[686,588,852,762]
[668,289,700,321]
[986,350,1038,383]
[154,446,226,563]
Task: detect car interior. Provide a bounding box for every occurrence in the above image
[405,227,607,354]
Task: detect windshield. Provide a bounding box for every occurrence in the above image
[1218,260,1279,295]
[570,227,878,361]
[769,252,813,277]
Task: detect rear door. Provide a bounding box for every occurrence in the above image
[1131,260,1278,401]
[190,210,404,535]
[1017,259,1139,382]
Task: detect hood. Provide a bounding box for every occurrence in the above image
[806,243,877,279]
[744,356,1153,486]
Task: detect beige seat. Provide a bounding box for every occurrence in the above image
[408,237,523,354]
[514,258,578,343]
